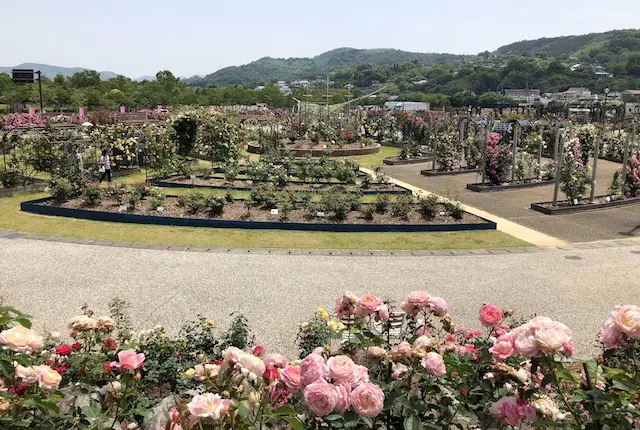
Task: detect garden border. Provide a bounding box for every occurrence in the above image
[149,177,412,195]
[421,168,481,177]
[383,156,433,166]
[530,195,640,215]
[246,141,381,157]
[0,182,47,197]
[466,180,555,193]
[20,197,497,233]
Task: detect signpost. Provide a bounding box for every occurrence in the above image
[12,69,44,113]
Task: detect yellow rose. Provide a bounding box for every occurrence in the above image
[33,365,62,389]
[317,307,329,321]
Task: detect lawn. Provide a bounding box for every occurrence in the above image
[0,192,529,250]
[345,145,400,169]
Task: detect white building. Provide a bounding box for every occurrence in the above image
[383,101,430,112]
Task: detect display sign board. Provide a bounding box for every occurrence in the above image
[12,69,35,84]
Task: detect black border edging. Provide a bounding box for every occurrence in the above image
[149,178,412,195]
[466,180,555,193]
[383,157,433,166]
[20,197,496,233]
[421,168,481,177]
[530,195,640,215]
[246,141,381,157]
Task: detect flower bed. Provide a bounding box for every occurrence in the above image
[421,167,481,177]
[0,293,637,429]
[383,155,433,166]
[530,194,640,215]
[150,176,411,195]
[22,194,494,233]
[247,141,381,157]
[467,179,555,193]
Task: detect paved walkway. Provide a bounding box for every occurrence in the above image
[1,237,638,359]
[383,159,640,243]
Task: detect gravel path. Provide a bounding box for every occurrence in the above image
[0,238,638,358]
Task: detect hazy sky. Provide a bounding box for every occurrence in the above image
[5,0,639,78]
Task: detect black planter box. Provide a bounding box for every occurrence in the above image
[530,195,640,215]
[421,168,480,177]
[21,197,496,233]
[466,180,555,193]
[383,157,433,166]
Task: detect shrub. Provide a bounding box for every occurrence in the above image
[224,191,235,203]
[609,155,640,198]
[82,184,102,207]
[178,191,206,214]
[250,185,278,209]
[560,138,591,204]
[361,205,375,220]
[374,194,390,213]
[0,169,22,188]
[515,152,540,181]
[391,194,414,219]
[246,161,269,182]
[418,195,439,219]
[149,193,165,210]
[49,178,82,203]
[486,132,512,185]
[443,201,464,219]
[205,196,225,217]
[127,192,141,211]
[321,192,355,220]
[296,308,341,358]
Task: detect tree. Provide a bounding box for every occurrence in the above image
[68,70,101,88]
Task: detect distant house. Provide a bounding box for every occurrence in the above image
[549,88,592,102]
[383,101,430,112]
[504,89,540,103]
[290,80,311,88]
[593,66,613,78]
[622,90,640,102]
[625,102,640,116]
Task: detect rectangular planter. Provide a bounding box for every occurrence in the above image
[530,195,640,215]
[466,180,555,193]
[383,157,433,166]
[21,197,496,233]
[421,168,480,177]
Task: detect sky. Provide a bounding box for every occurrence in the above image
[4,0,640,78]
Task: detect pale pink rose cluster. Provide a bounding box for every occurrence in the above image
[421,352,446,376]
[489,316,573,360]
[490,396,536,427]
[187,393,232,420]
[14,363,62,390]
[298,353,384,417]
[221,346,266,382]
[0,325,44,353]
[402,291,448,317]
[194,363,221,382]
[68,315,116,336]
[600,305,640,348]
[335,292,389,322]
[109,349,145,371]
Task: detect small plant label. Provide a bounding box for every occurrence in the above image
[313,184,322,188]
[246,180,253,185]
[316,211,325,217]
[156,206,164,213]
[606,196,611,202]
[118,205,127,212]
[355,181,362,186]
[573,199,578,205]
[439,211,446,216]
[270,209,278,215]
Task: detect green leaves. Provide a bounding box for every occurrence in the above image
[404,413,421,430]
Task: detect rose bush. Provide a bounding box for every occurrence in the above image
[0,294,638,429]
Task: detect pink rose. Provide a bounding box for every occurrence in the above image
[334,292,358,318]
[222,346,243,363]
[334,383,351,412]
[427,297,448,317]
[349,365,370,388]
[350,383,385,418]
[355,295,382,318]
[0,325,44,353]
[251,345,266,356]
[366,346,387,359]
[263,365,278,382]
[413,335,434,350]
[391,362,408,379]
[194,363,220,381]
[303,381,338,416]
[490,397,536,427]
[300,354,327,388]
[327,355,356,383]
[561,342,574,357]
[403,291,430,316]
[529,317,572,355]
[187,393,231,419]
[489,334,516,361]
[390,341,412,362]
[33,365,62,389]
[264,353,287,368]
[421,352,446,376]
[117,349,145,370]
[611,305,640,338]
[280,365,301,391]
[601,317,625,348]
[237,353,266,378]
[479,304,503,327]
[377,303,389,322]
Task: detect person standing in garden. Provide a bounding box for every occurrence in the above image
[98,149,112,183]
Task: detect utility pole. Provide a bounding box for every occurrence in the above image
[37,71,44,113]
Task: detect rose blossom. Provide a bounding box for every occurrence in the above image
[55,345,73,356]
[222,346,243,363]
[334,383,351,412]
[611,305,640,338]
[601,317,625,348]
[532,396,566,421]
[14,364,38,383]
[334,292,359,318]
[413,335,434,350]
[303,381,338,416]
[390,341,412,362]
[479,304,503,327]
[117,350,145,370]
[427,297,448,317]
[96,316,116,332]
[327,355,356,383]
[0,325,44,353]
[377,303,390,322]
[391,362,408,379]
[68,315,98,332]
[348,365,370,388]
[350,383,385,418]
[280,365,301,391]
[528,317,572,355]
[251,345,266,356]
[490,397,536,427]
[194,363,220,382]
[187,393,231,419]
[300,354,327,388]
[421,352,446,376]
[264,353,287,368]
[236,353,266,378]
[355,295,382,318]
[263,365,278,383]
[402,291,430,316]
[366,346,387,359]
[489,334,516,361]
[32,365,62,389]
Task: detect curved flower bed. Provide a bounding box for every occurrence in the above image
[247,141,381,157]
[0,295,637,429]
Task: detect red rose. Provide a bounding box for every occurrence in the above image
[103,338,118,350]
[103,363,113,373]
[251,345,266,357]
[263,365,278,383]
[71,342,82,351]
[459,388,468,396]
[55,345,73,356]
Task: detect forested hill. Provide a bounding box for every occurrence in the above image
[187,48,467,87]
[188,29,640,89]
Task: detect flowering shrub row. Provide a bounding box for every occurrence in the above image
[0,292,638,429]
